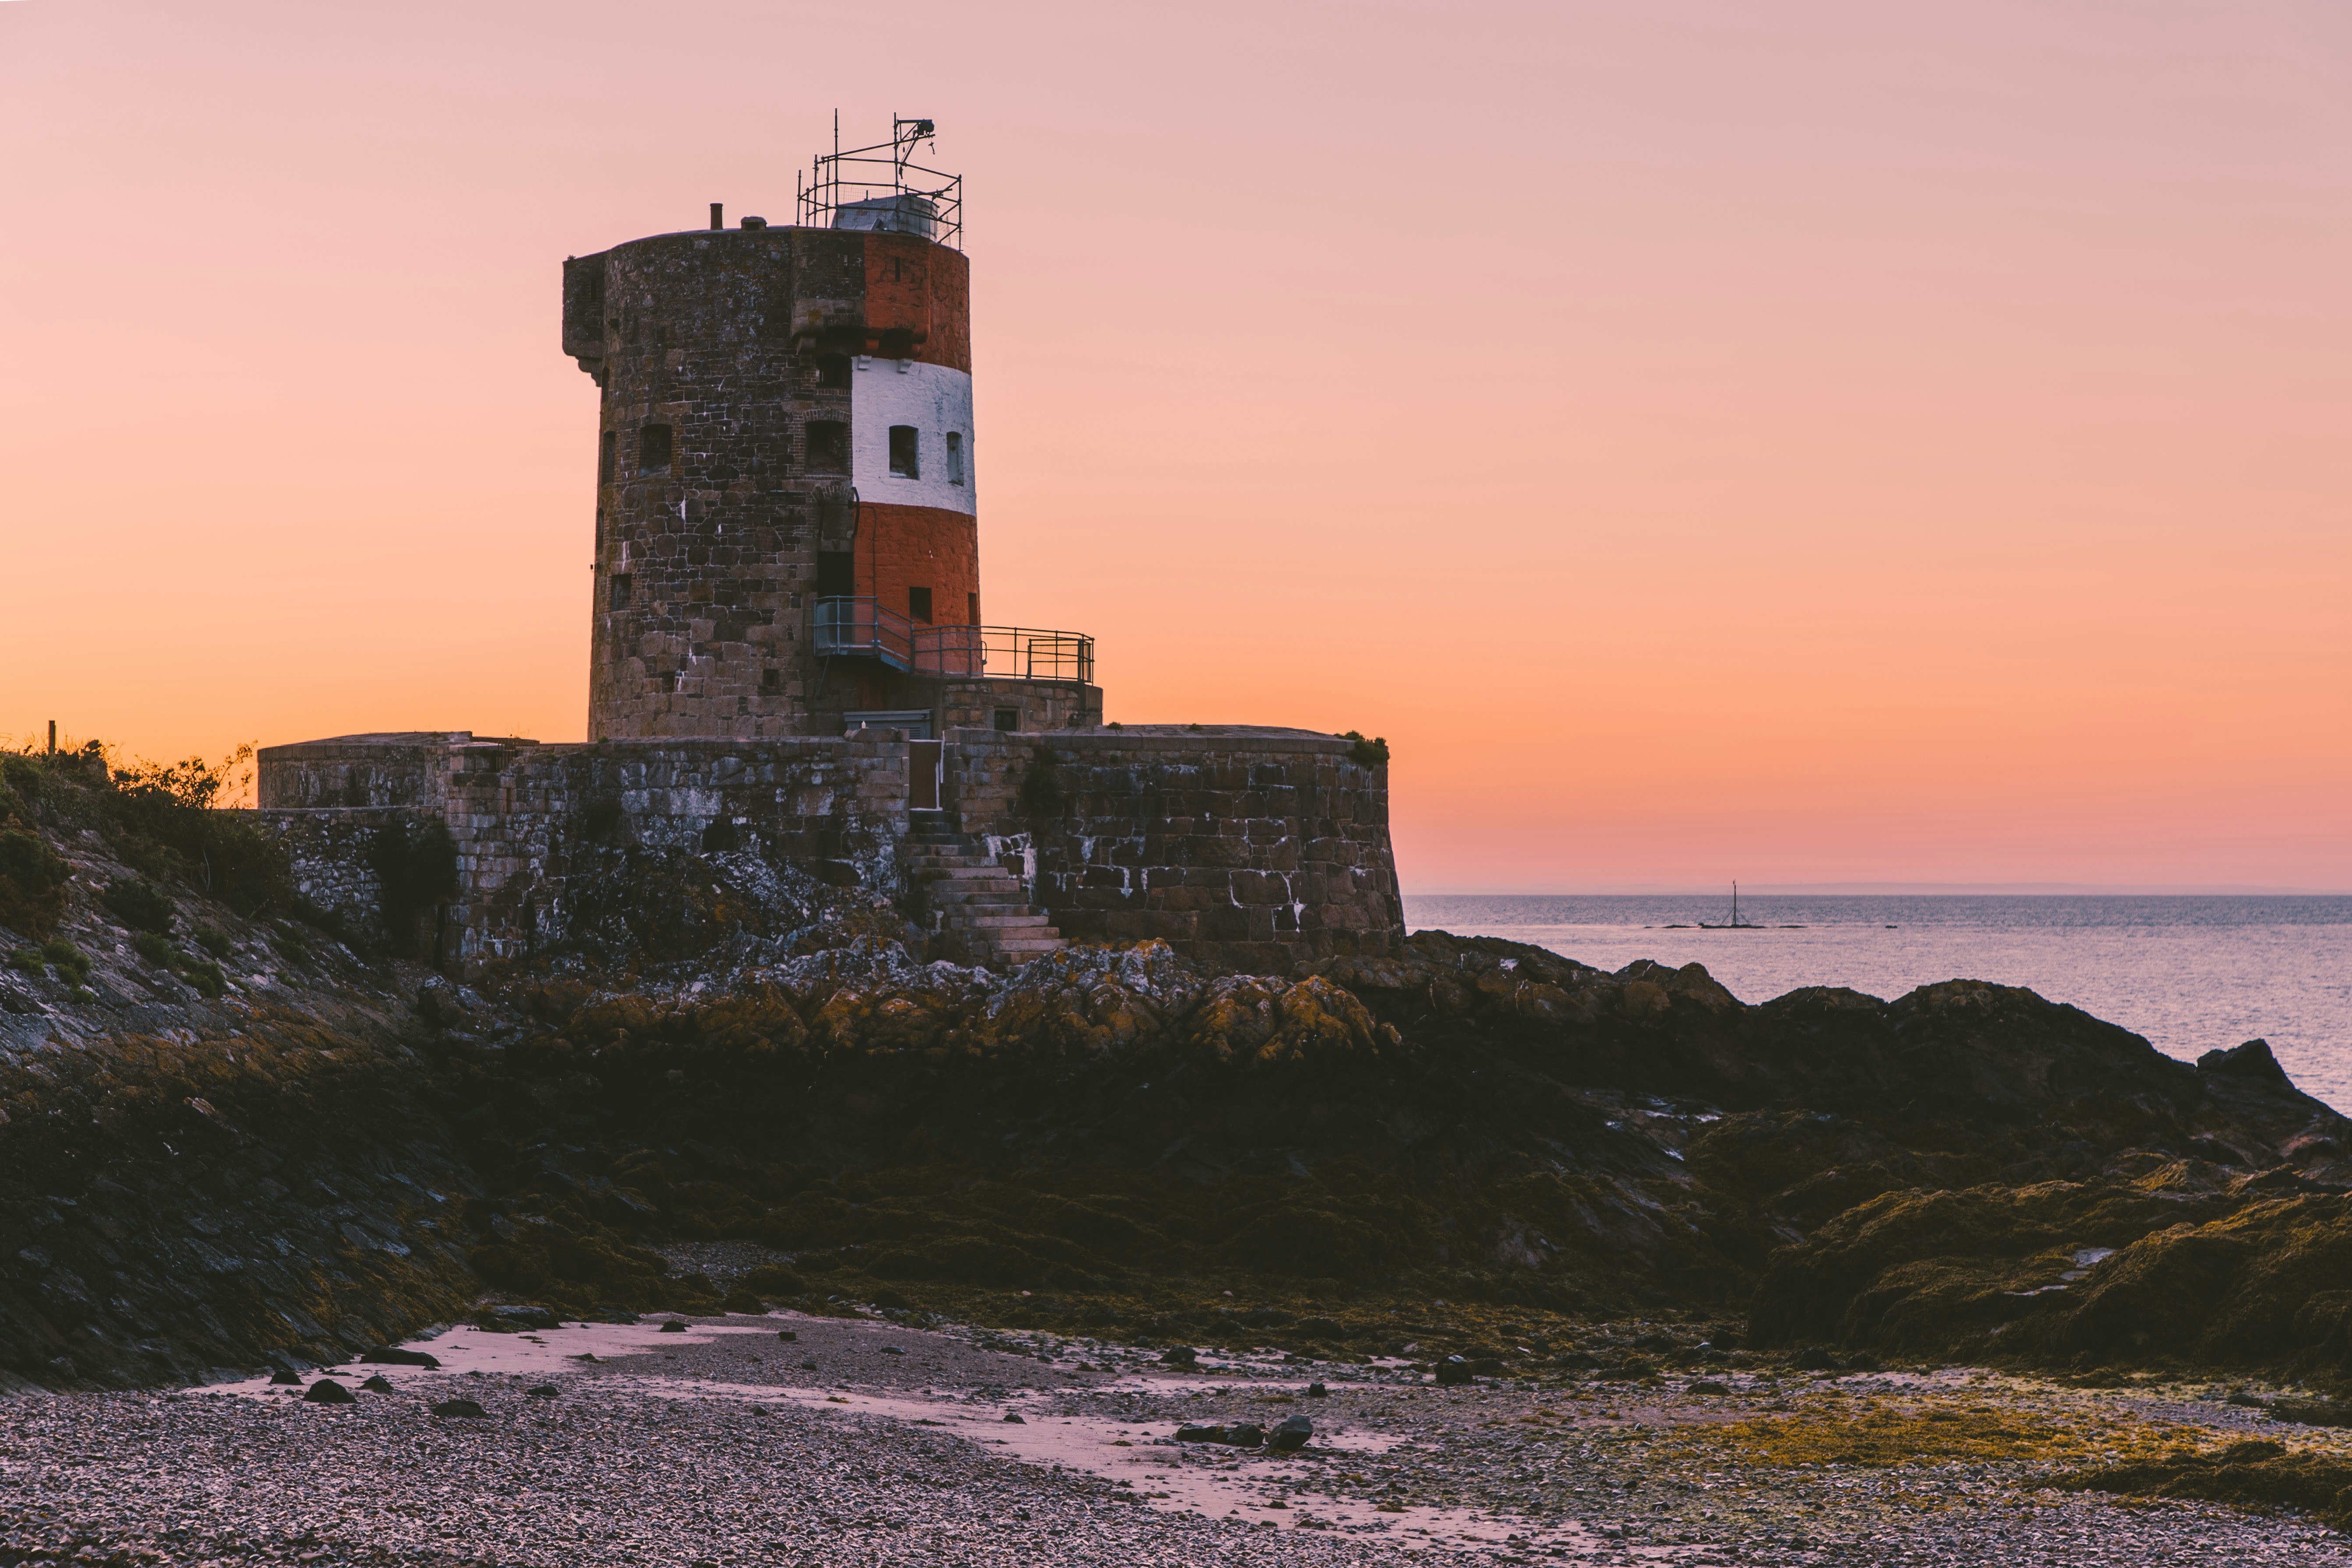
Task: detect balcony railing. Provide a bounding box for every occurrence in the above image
[814,598,1094,685]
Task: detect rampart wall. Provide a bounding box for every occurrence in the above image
[261,724,1401,978]
[943,726,1403,974]
[262,733,910,974]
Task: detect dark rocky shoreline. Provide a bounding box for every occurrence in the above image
[4,747,2351,1404]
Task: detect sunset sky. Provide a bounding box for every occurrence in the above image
[3,1,2346,891]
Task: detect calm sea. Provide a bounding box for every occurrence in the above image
[1404,895,2352,1114]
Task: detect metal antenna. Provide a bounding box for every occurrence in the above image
[892,115,936,188]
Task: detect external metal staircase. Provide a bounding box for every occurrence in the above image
[904,810,1065,967]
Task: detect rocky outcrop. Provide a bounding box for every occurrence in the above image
[1751,1180,2352,1378]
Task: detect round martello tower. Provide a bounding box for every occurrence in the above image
[564,122,1074,741]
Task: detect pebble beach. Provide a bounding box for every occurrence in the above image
[7,1310,2348,1568]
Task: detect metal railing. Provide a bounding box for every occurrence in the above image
[797,116,962,250]
[815,598,1093,685]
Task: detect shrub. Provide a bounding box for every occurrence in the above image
[191,925,233,959]
[40,939,90,987]
[179,957,227,999]
[102,877,176,935]
[104,745,293,917]
[8,947,44,977]
[1015,758,1068,820]
[0,826,70,937]
[132,930,175,967]
[0,755,40,802]
[1337,731,1390,769]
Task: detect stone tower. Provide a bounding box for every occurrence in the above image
[562,123,1098,741]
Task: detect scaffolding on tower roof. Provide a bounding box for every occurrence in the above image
[798,114,963,249]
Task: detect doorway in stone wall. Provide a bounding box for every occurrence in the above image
[909,740,942,809]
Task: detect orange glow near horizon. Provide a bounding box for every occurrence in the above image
[3,1,2347,890]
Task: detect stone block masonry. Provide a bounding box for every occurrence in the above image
[262,806,424,956]
[261,724,1400,978]
[262,733,910,974]
[944,726,1403,974]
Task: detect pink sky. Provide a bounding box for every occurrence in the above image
[3,1,2346,890]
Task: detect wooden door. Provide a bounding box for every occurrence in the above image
[909,740,942,810]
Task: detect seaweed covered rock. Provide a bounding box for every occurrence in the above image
[1748,1180,2241,1356]
[2049,1195,2352,1371]
[8,744,2352,1388]
[1752,1182,2352,1377]
[2061,1438,2352,1530]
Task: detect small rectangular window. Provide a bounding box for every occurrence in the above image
[945,431,964,484]
[816,353,851,388]
[992,708,1019,732]
[609,573,632,611]
[967,592,979,625]
[760,667,780,692]
[888,425,919,479]
[815,551,855,597]
[600,430,617,483]
[639,423,673,472]
[806,420,848,473]
[908,586,933,624]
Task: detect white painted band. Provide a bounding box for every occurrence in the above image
[851,358,975,515]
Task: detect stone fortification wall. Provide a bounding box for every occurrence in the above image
[263,805,426,955]
[441,733,910,970]
[944,726,1403,974]
[255,732,476,810]
[262,725,1398,977]
[261,732,912,975]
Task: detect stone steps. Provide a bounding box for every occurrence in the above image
[924,881,1024,904]
[901,819,1065,969]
